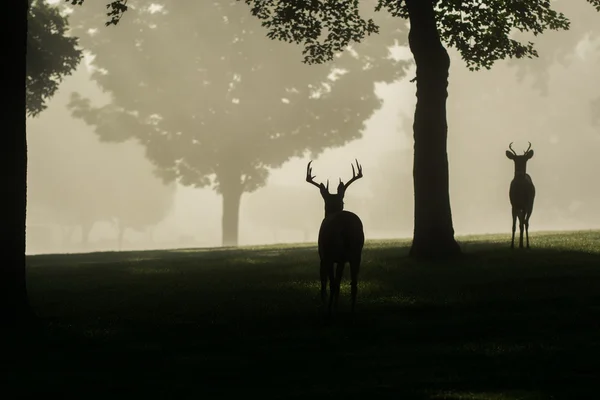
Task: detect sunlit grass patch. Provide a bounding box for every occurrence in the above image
[125,256,160,263]
[128,266,171,274]
[273,279,320,291]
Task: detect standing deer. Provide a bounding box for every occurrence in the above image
[306,159,365,316]
[506,142,536,249]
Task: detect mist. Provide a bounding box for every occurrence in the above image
[26,1,600,255]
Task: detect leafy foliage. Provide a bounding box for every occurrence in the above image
[27,0,82,117]
[241,0,600,70]
[67,0,128,26]
[67,1,409,195]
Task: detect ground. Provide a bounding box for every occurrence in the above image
[4,230,600,399]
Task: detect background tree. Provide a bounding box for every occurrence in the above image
[241,0,600,259]
[66,0,409,246]
[27,110,176,253]
[3,0,84,324]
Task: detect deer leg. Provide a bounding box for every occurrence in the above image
[525,214,530,249]
[327,263,336,317]
[511,208,517,249]
[349,257,361,314]
[319,260,328,306]
[518,214,524,249]
[334,262,345,310]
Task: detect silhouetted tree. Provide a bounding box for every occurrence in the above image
[66,0,409,246]
[27,0,82,117]
[241,0,600,259]
[3,0,83,324]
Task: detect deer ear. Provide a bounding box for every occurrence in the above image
[337,179,345,194]
[526,150,534,159]
[319,183,329,197]
[505,150,515,160]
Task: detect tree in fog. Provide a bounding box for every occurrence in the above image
[67,0,409,246]
[241,0,600,258]
[100,146,176,250]
[27,119,176,252]
[3,0,83,323]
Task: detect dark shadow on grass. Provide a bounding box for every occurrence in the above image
[12,232,600,398]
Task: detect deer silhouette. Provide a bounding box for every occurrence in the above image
[306,159,365,316]
[506,142,536,249]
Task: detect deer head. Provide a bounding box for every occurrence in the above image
[506,142,534,175]
[306,159,363,217]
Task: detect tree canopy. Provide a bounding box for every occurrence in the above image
[66,0,409,245]
[240,0,599,68]
[27,0,82,117]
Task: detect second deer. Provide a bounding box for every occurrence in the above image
[506,142,536,249]
[306,159,365,316]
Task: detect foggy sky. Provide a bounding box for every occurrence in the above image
[26,3,600,254]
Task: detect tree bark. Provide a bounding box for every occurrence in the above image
[406,0,461,259]
[220,181,243,247]
[0,1,32,326]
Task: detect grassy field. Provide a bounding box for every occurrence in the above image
[5,231,600,399]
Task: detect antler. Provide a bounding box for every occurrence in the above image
[524,142,532,154]
[508,142,517,156]
[342,159,363,191]
[306,161,328,190]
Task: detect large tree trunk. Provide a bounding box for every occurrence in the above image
[220,180,243,247]
[0,1,31,325]
[406,0,461,259]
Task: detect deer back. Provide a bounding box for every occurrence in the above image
[318,210,364,263]
[509,174,535,209]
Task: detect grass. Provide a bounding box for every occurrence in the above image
[4,230,600,399]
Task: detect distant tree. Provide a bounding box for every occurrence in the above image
[66,0,409,246]
[508,1,600,95]
[240,0,600,259]
[27,111,175,252]
[3,0,84,324]
[100,143,176,250]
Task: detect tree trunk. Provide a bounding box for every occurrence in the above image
[116,221,125,251]
[220,183,243,247]
[0,1,31,326]
[406,0,461,259]
[81,221,92,249]
[61,225,74,249]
